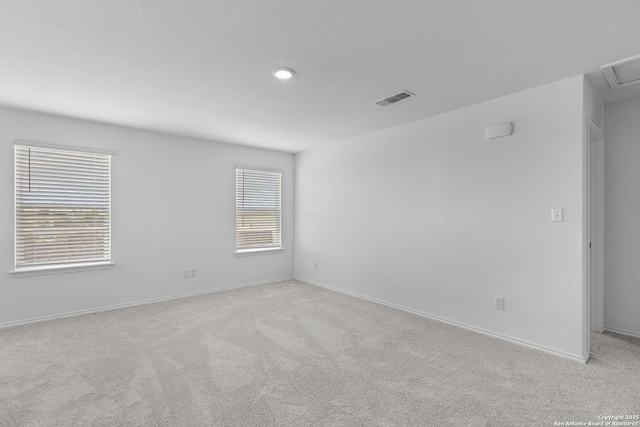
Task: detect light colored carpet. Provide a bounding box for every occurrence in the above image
[0,280,638,426]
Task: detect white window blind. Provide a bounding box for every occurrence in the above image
[14,143,111,268]
[236,168,281,252]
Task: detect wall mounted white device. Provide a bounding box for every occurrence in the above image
[485,122,513,139]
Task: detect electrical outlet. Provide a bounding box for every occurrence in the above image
[314,261,318,269]
[495,296,505,310]
[183,269,196,279]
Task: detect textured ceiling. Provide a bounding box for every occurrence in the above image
[1,1,640,153]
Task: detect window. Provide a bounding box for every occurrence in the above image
[235,168,281,253]
[14,142,112,270]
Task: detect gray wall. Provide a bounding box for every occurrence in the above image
[0,106,295,325]
[604,97,640,337]
[295,76,588,360]
[2,75,604,360]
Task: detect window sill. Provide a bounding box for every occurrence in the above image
[9,261,115,278]
[235,247,282,256]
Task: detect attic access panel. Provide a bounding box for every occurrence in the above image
[602,54,640,88]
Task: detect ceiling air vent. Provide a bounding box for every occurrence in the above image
[374,90,414,107]
[601,54,640,88]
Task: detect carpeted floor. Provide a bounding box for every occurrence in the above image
[0,280,638,426]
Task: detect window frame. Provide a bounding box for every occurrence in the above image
[235,166,282,255]
[10,139,114,277]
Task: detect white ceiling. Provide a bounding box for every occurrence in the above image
[1,1,640,153]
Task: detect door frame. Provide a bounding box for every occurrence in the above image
[588,120,605,334]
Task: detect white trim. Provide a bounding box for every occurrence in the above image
[582,116,590,361]
[13,138,113,156]
[235,247,283,255]
[234,164,282,174]
[0,277,293,329]
[10,261,115,277]
[605,327,640,340]
[601,65,620,89]
[588,120,605,334]
[298,277,588,363]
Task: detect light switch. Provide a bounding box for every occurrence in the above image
[551,208,563,222]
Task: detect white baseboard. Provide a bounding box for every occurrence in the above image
[604,326,640,340]
[298,277,587,363]
[0,277,294,329]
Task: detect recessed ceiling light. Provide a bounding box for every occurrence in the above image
[272,67,295,80]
